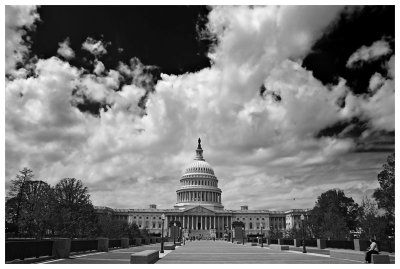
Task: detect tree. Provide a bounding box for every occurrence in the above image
[309,189,359,239]
[373,153,395,220]
[6,168,34,235]
[53,178,97,238]
[20,180,53,239]
[358,196,387,241]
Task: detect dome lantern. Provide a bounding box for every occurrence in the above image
[195,137,204,161]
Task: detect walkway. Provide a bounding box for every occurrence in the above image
[157,241,361,264]
[41,241,373,264]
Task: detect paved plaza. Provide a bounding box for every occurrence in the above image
[39,240,375,264]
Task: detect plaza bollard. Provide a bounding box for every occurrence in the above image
[52,238,71,259]
[317,239,326,249]
[294,238,302,247]
[121,238,129,248]
[97,238,109,252]
[353,239,369,251]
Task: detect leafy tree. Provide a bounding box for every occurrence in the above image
[53,178,97,238]
[6,168,34,235]
[358,196,387,241]
[20,180,53,239]
[373,153,395,220]
[269,227,283,239]
[283,227,303,239]
[309,189,359,239]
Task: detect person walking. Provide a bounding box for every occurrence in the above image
[365,239,379,263]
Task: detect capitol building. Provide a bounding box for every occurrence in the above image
[96,139,309,239]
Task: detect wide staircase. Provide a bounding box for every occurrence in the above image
[189,230,212,239]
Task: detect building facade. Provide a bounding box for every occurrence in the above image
[95,139,310,239]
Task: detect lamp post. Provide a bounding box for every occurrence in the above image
[173,222,177,245]
[242,227,245,245]
[231,226,234,243]
[300,214,307,253]
[160,214,165,253]
[260,225,264,248]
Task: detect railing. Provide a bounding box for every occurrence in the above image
[6,240,53,262]
[129,239,135,246]
[378,240,395,253]
[304,239,317,247]
[70,239,98,253]
[281,239,294,245]
[326,240,354,250]
[270,239,278,244]
[108,239,121,249]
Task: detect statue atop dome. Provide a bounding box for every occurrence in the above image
[195,137,204,161]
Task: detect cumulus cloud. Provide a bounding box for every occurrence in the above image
[346,39,392,68]
[82,37,108,56]
[5,6,394,210]
[57,38,75,59]
[5,5,39,75]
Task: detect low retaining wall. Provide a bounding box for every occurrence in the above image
[130,250,159,264]
[372,254,390,264]
[164,243,176,250]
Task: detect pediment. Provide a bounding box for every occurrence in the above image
[184,206,216,215]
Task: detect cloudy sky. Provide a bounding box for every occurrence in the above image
[5,5,395,211]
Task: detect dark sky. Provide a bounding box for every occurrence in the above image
[30,6,212,74]
[30,6,394,91]
[27,5,394,117]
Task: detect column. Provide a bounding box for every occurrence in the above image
[196,215,198,230]
[209,216,211,230]
[191,215,194,230]
[200,216,203,229]
[183,215,186,229]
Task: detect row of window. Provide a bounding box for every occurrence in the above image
[182,179,217,187]
[236,217,265,221]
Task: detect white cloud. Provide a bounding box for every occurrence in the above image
[82,37,108,56]
[346,39,392,68]
[5,5,39,76]
[57,38,75,59]
[5,6,394,210]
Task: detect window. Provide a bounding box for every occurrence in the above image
[257,218,259,220]
[153,217,156,219]
[139,217,142,219]
[146,217,149,219]
[153,223,156,228]
[159,223,161,228]
[250,218,252,220]
[250,223,253,229]
[159,217,161,219]
[237,218,239,220]
[134,216,136,219]
[262,218,264,220]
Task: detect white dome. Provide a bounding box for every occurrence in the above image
[183,160,215,175]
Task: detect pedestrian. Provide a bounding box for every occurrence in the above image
[365,238,379,263]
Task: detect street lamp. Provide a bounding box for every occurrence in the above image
[260,225,264,248]
[231,226,234,243]
[173,222,177,245]
[160,214,165,253]
[242,227,245,245]
[300,214,307,253]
